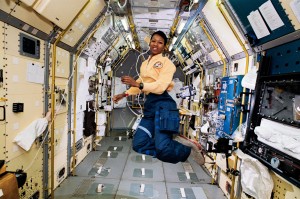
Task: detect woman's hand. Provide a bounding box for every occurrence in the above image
[113,93,126,104]
[121,76,139,87]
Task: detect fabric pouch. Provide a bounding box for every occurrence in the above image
[157,107,180,133]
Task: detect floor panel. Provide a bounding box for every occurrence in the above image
[55,135,227,199]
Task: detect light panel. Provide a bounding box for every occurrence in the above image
[134,18,173,28]
[132,8,177,20]
[130,0,178,8]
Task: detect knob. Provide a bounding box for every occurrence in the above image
[270,157,280,168]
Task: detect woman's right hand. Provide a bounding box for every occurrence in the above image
[113,93,126,104]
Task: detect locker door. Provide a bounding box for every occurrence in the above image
[0,99,6,161]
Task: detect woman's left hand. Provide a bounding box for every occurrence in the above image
[121,76,139,87]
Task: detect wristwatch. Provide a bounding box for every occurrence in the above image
[139,82,144,90]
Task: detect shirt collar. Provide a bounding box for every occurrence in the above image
[148,53,163,62]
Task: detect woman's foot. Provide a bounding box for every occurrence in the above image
[175,136,205,165]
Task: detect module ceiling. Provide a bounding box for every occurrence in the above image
[130,0,182,50]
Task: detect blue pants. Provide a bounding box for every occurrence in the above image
[132,92,191,163]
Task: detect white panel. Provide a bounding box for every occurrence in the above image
[83,40,108,61]
[33,0,89,29]
[134,18,173,28]
[71,112,85,142]
[97,111,107,126]
[208,50,226,64]
[202,0,246,56]
[75,58,96,113]
[132,8,177,19]
[231,56,255,76]
[279,0,300,30]
[76,58,87,113]
[136,27,170,35]
[113,77,127,108]
[130,0,179,8]
[93,18,113,42]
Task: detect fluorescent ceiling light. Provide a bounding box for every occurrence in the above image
[169,44,173,51]
[121,18,129,31]
[177,19,187,34]
[172,37,177,44]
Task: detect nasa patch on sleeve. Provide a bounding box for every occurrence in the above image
[153,61,163,69]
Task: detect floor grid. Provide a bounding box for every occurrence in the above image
[55,135,227,199]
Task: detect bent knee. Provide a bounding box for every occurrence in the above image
[155,139,171,152]
[132,141,140,152]
[132,136,149,152]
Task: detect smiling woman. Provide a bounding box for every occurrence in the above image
[113,30,205,165]
[149,31,167,55]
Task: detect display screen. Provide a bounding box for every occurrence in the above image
[22,37,36,55]
[19,33,40,59]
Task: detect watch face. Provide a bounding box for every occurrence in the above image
[259,81,300,124]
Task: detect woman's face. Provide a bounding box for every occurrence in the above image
[149,34,165,55]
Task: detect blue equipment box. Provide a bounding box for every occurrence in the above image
[217,75,246,136]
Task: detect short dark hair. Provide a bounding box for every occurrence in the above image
[151,30,168,45]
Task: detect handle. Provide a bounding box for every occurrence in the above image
[0,106,5,121]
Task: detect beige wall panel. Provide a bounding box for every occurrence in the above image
[33,0,89,29]
[51,47,71,79]
[69,136,92,173]
[52,148,68,189]
[0,24,6,160]
[216,153,241,172]
[0,112,6,161]
[5,55,44,95]
[203,153,217,180]
[231,56,255,76]
[61,0,106,47]
[271,171,300,199]
[5,93,44,161]
[6,142,43,199]
[0,23,44,199]
[47,114,68,189]
[218,170,231,199]
[0,23,4,65]
[279,0,300,30]
[21,0,38,7]
[75,135,93,165]
[0,0,53,34]
[52,113,68,154]
[49,78,68,115]
[4,26,45,63]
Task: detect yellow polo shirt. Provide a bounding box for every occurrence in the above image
[125,53,176,95]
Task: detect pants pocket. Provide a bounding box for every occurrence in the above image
[158,108,180,133]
